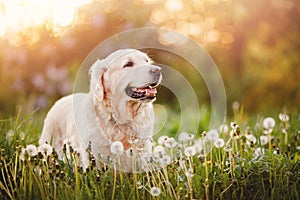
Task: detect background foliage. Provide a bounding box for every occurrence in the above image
[0,0,299,117]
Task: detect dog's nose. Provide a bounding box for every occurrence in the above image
[150,66,161,74]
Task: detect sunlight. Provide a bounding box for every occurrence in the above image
[0,0,92,46]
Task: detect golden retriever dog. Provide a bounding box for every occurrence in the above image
[39,49,162,171]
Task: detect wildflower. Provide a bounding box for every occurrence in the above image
[230,121,237,129]
[19,148,26,161]
[110,141,124,156]
[254,147,265,157]
[153,145,166,157]
[206,129,219,141]
[150,186,161,197]
[158,135,169,145]
[218,124,229,134]
[193,139,204,153]
[38,143,53,157]
[246,134,257,146]
[160,155,171,166]
[281,128,288,134]
[214,138,225,148]
[184,146,196,157]
[136,181,143,189]
[26,144,38,157]
[279,113,289,122]
[164,137,177,148]
[7,130,14,138]
[178,132,194,143]
[185,168,194,178]
[263,117,276,130]
[260,135,269,145]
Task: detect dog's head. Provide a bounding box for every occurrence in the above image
[89,49,162,123]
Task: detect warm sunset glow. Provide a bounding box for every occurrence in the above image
[0,0,92,46]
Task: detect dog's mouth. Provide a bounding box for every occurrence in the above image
[125,83,159,101]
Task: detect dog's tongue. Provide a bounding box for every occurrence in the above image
[136,87,157,96]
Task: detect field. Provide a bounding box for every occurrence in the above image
[1,109,299,200]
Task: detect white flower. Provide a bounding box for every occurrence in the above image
[218,124,229,134]
[110,141,124,156]
[38,143,53,157]
[19,148,26,161]
[193,139,204,154]
[184,146,196,157]
[164,137,177,148]
[279,113,289,122]
[214,138,225,148]
[178,132,194,143]
[185,168,194,178]
[136,181,143,189]
[206,129,219,141]
[254,147,265,157]
[263,117,276,129]
[26,144,38,157]
[158,135,169,145]
[153,145,166,157]
[246,134,257,146]
[230,122,237,129]
[160,155,171,166]
[7,129,14,138]
[150,186,161,197]
[260,135,269,146]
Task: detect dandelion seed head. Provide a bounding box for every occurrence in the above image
[150,186,161,196]
[19,148,26,161]
[136,181,143,189]
[178,132,194,143]
[160,155,171,166]
[164,137,177,148]
[230,121,237,129]
[153,145,166,157]
[279,113,289,122]
[206,129,219,141]
[260,135,269,145]
[246,134,257,145]
[193,139,204,153]
[185,168,194,178]
[110,141,124,156]
[7,129,14,138]
[158,135,169,145]
[281,128,288,134]
[26,144,38,157]
[38,143,53,157]
[254,147,265,157]
[214,138,225,148]
[263,117,276,129]
[184,146,196,157]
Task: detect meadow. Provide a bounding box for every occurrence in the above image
[0,109,299,200]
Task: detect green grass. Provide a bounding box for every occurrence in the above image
[0,109,299,200]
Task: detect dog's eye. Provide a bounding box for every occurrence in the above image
[123,61,134,68]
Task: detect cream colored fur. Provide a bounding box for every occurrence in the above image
[39,49,162,171]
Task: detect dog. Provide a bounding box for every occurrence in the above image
[39,49,162,171]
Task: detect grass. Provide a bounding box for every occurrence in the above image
[0,108,299,200]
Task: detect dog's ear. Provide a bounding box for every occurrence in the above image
[89,59,107,101]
